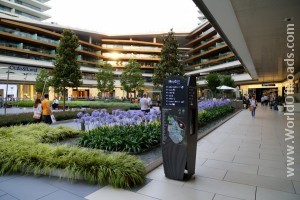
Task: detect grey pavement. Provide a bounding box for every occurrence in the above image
[0,106,300,200]
[0,107,81,116]
[0,107,83,130]
[0,107,33,115]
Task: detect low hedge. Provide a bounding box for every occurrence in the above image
[10,100,139,110]
[0,108,139,127]
[0,124,145,188]
[78,122,161,153]
[198,105,234,126]
[0,110,91,127]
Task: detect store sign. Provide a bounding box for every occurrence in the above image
[262,83,276,86]
[9,65,39,74]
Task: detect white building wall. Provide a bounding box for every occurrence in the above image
[0,84,18,99]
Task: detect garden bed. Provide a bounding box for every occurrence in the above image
[0,100,238,188]
[0,124,146,188]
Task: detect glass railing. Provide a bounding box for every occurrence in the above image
[23,44,54,55]
[82,74,97,80]
[0,40,55,55]
[0,25,59,45]
[0,49,54,62]
[15,10,41,21]
[0,41,18,48]
[0,4,11,12]
[79,62,99,68]
[102,44,161,51]
[80,57,97,63]
[81,46,94,52]
[103,53,160,59]
[37,36,59,44]
[15,0,41,12]
[106,60,157,67]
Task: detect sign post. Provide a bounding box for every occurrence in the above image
[161,75,198,180]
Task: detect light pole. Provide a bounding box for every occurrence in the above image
[42,77,48,97]
[4,67,12,115]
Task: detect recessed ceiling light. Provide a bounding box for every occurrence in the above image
[284,17,294,22]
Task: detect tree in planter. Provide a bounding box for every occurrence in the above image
[221,75,235,88]
[221,75,235,97]
[51,29,82,111]
[120,59,144,98]
[96,62,114,98]
[205,73,221,98]
[35,68,51,98]
[152,29,184,90]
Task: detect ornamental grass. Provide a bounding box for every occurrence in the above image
[0,123,146,188]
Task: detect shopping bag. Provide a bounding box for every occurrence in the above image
[249,105,254,111]
[51,114,56,123]
[33,113,41,119]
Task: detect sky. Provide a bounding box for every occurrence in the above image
[44,0,200,35]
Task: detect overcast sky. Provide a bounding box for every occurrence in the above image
[45,0,200,35]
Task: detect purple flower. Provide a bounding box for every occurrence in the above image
[77,112,83,118]
[91,110,100,117]
[198,99,231,111]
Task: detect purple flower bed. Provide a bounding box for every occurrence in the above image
[198,99,231,111]
[75,109,161,130]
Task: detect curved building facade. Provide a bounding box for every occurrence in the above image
[0,14,250,100]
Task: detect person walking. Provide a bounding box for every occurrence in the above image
[41,93,52,124]
[33,98,42,122]
[52,97,59,110]
[0,95,3,108]
[146,93,152,113]
[140,93,149,113]
[249,96,257,118]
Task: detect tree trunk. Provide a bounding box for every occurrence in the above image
[63,87,66,112]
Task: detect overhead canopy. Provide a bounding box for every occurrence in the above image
[216,85,236,90]
[193,0,300,82]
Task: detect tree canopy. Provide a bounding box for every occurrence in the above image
[221,75,235,88]
[96,62,114,98]
[51,29,82,110]
[205,73,221,97]
[152,29,183,90]
[120,59,144,97]
[35,68,51,96]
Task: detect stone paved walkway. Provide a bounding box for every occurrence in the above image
[0,106,299,200]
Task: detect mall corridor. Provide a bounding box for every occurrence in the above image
[0,106,299,200]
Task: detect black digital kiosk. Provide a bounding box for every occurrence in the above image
[161,75,198,180]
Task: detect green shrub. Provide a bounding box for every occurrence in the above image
[10,100,34,107]
[198,105,234,125]
[0,110,91,127]
[10,100,139,110]
[0,123,146,188]
[78,122,161,153]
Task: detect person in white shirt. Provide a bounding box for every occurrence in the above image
[140,93,149,113]
[33,98,42,122]
[52,97,59,110]
[146,93,152,113]
[249,96,257,118]
[261,96,265,106]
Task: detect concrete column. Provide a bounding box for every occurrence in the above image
[20,85,23,99]
[30,85,34,100]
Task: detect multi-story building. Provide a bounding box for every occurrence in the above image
[183,20,251,88]
[0,0,50,21]
[0,14,251,101]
